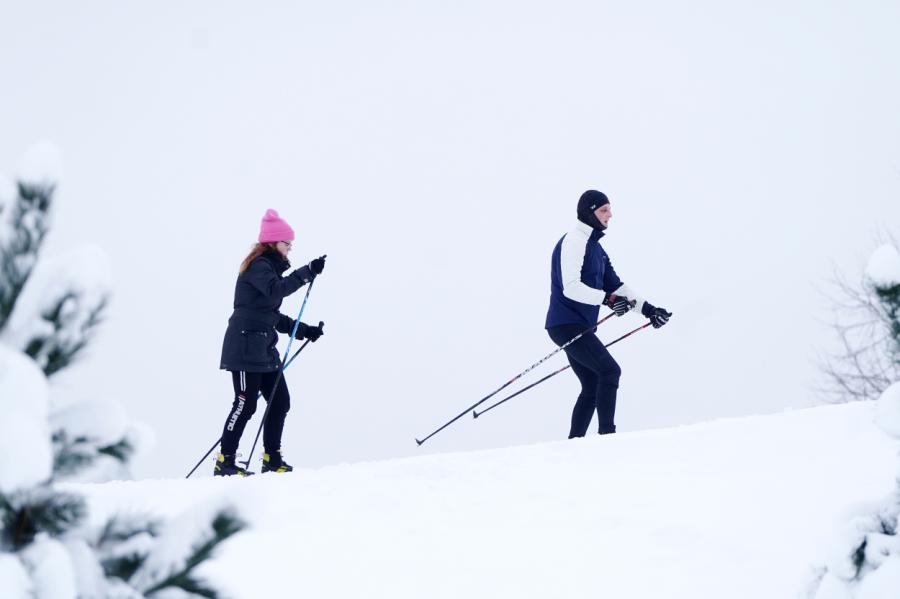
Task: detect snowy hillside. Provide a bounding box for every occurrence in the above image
[68,402,898,599]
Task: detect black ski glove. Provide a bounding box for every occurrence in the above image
[309,255,326,276]
[296,321,325,342]
[604,293,634,317]
[641,302,672,329]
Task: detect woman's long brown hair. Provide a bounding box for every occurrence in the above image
[239,243,279,274]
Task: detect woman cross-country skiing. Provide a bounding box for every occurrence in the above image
[215,209,326,476]
[545,190,672,438]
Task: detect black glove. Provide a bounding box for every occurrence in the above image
[309,255,326,276]
[296,320,325,342]
[604,293,634,317]
[641,302,672,329]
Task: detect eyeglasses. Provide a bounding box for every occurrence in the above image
[279,241,293,249]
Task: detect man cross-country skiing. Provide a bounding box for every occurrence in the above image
[545,190,671,438]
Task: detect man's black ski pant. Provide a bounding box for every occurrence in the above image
[548,324,622,437]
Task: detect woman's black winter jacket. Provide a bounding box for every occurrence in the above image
[219,250,313,372]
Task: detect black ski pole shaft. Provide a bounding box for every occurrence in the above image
[185,335,312,479]
[239,339,311,469]
[414,312,617,447]
[282,340,308,370]
[473,321,654,418]
[605,321,653,348]
[185,437,222,479]
[473,364,571,418]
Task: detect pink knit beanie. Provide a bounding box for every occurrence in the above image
[258,209,295,243]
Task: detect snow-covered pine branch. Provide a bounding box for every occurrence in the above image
[71,503,246,599]
[1,489,246,598]
[0,143,61,331]
[0,171,15,219]
[2,310,244,599]
[50,399,150,482]
[1,245,111,376]
[0,146,243,599]
[0,488,87,550]
[132,506,245,598]
[0,346,53,493]
[0,147,134,482]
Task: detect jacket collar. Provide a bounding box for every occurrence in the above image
[575,220,605,241]
[261,249,290,274]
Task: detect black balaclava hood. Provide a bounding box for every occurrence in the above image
[577,190,610,231]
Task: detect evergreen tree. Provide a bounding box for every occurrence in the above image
[0,145,245,598]
[0,144,138,481]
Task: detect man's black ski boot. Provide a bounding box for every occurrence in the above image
[214,453,254,477]
[261,449,293,473]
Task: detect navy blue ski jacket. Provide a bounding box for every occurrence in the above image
[219,250,314,372]
[545,221,640,329]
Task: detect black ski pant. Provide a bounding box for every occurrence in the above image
[220,370,291,457]
[547,324,622,437]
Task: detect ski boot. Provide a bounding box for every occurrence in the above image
[214,453,254,477]
[261,449,293,473]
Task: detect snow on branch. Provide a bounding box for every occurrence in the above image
[866,245,900,290]
[48,394,154,483]
[16,142,62,191]
[2,245,112,376]
[0,142,62,329]
[0,487,86,551]
[76,502,247,598]
[0,346,52,494]
[0,145,239,599]
[129,503,245,598]
[0,173,15,214]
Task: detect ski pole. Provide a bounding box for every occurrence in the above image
[185,438,222,480]
[473,364,570,419]
[240,280,317,469]
[184,339,313,479]
[472,321,653,418]
[414,312,618,447]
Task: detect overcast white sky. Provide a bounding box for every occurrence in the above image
[2,1,899,478]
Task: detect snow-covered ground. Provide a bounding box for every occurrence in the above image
[69,402,898,599]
